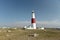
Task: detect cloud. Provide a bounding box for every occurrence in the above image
[7,21,31,27]
[8,20,60,28]
[37,20,60,28]
[0,20,60,28]
[37,20,60,25]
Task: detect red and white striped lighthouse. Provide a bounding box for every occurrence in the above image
[31,10,36,29]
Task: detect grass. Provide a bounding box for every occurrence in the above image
[0,28,60,40]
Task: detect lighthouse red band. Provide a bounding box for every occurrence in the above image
[31,18,36,23]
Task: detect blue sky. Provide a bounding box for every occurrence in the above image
[0,0,60,28]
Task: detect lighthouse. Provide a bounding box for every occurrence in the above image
[24,10,36,29]
[31,10,36,29]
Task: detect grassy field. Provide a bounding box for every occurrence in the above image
[0,28,60,40]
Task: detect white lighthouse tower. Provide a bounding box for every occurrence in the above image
[31,10,36,29]
[24,10,36,29]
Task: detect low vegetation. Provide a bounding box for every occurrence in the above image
[0,28,60,40]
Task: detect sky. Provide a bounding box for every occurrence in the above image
[0,0,60,28]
